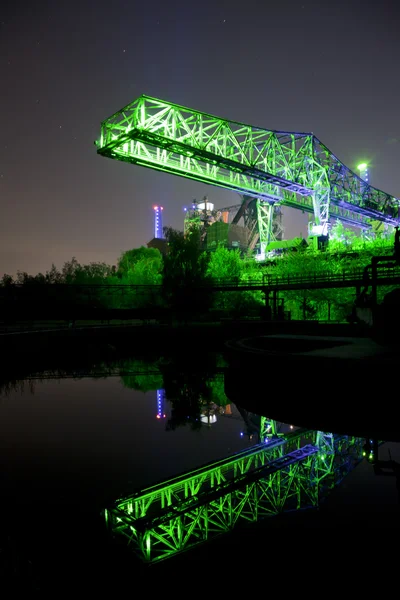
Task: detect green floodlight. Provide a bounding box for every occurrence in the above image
[357,163,368,171]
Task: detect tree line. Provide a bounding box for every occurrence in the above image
[1,222,398,321]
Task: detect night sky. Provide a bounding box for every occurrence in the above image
[1,0,400,277]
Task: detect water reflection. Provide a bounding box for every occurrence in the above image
[107,428,365,564]
[0,352,398,589]
[0,358,258,509]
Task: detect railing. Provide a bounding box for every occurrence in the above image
[1,264,400,300]
[262,265,400,287]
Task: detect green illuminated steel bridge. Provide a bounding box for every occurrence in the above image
[105,419,364,564]
[96,95,399,252]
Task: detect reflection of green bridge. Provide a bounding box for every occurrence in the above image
[105,420,363,564]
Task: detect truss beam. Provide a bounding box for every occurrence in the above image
[107,445,318,563]
[97,95,399,228]
[105,429,363,564]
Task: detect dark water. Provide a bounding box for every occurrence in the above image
[0,375,258,503]
[1,355,400,591]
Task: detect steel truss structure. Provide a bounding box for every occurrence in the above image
[97,95,399,252]
[105,423,364,564]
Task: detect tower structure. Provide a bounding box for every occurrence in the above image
[153,205,163,239]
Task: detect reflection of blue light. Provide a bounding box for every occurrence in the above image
[156,389,166,419]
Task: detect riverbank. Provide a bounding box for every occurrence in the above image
[0,317,370,355]
[0,318,371,384]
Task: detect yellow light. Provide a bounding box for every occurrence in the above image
[357,163,367,171]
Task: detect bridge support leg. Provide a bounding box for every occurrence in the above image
[262,292,272,320]
[257,200,283,255]
[272,291,277,320]
[371,258,378,308]
[306,159,330,240]
[307,431,336,501]
[260,416,280,441]
[309,189,330,238]
[315,432,335,464]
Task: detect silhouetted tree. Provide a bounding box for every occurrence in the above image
[45,264,62,284]
[1,274,13,286]
[162,226,212,316]
[61,257,81,283]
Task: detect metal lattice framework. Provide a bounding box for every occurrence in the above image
[105,425,364,564]
[97,95,399,251]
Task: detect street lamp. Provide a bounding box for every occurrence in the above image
[357,162,369,183]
